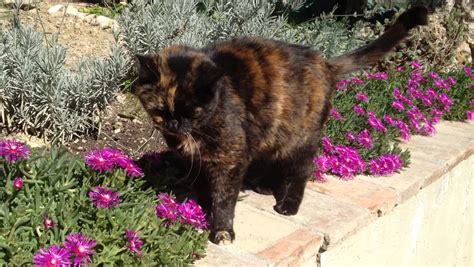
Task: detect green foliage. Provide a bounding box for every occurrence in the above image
[442,67,474,121]
[0,21,132,144]
[0,147,208,265]
[117,0,369,58]
[79,3,126,19]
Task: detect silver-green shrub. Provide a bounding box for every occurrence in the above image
[117,0,370,58]
[0,23,131,144]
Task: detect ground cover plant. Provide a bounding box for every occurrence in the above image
[0,142,208,265]
[314,63,474,181]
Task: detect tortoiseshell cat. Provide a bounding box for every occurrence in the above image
[133,7,428,244]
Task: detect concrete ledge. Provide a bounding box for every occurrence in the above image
[195,121,474,266]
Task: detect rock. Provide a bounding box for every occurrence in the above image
[455,41,472,65]
[96,15,112,29]
[47,4,63,14]
[65,6,79,17]
[83,14,96,24]
[3,0,37,10]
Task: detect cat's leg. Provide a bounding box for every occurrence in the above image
[272,143,318,216]
[243,159,275,195]
[207,158,249,245]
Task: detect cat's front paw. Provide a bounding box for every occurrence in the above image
[274,200,300,216]
[209,230,235,245]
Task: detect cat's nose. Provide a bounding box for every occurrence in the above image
[166,119,179,132]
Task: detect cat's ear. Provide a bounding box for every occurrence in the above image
[195,59,223,91]
[136,54,161,82]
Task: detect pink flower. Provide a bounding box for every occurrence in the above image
[411,60,422,69]
[336,79,349,91]
[355,92,369,103]
[125,230,144,255]
[447,76,457,86]
[350,76,364,85]
[330,108,343,120]
[369,154,402,176]
[395,65,404,72]
[0,139,30,163]
[33,245,71,267]
[64,233,96,266]
[429,72,439,80]
[392,101,405,111]
[117,158,143,178]
[85,150,114,172]
[178,199,209,230]
[357,129,373,149]
[13,177,24,190]
[313,170,327,183]
[464,66,473,78]
[367,112,387,133]
[366,72,388,80]
[321,137,334,153]
[397,120,411,141]
[156,193,179,224]
[467,111,474,121]
[353,105,365,116]
[314,155,333,172]
[383,114,397,126]
[345,131,356,142]
[88,186,121,209]
[43,215,56,230]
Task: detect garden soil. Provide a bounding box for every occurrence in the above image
[0,1,168,158]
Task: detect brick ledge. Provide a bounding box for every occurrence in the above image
[195,121,474,266]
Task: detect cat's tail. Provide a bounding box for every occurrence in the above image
[328,6,428,79]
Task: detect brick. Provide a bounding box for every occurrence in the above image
[231,202,301,254]
[243,190,371,246]
[307,176,397,214]
[196,243,270,267]
[258,229,325,266]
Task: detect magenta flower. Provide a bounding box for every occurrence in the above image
[330,108,343,120]
[467,111,474,121]
[366,72,388,81]
[118,158,143,178]
[425,88,437,100]
[350,76,364,85]
[64,233,96,266]
[88,186,121,209]
[336,79,349,91]
[345,131,356,142]
[33,245,71,267]
[431,108,443,124]
[383,114,397,126]
[125,230,144,255]
[156,193,179,224]
[396,120,411,141]
[447,76,456,86]
[353,105,365,116]
[314,155,333,172]
[369,154,402,176]
[321,137,334,153]
[313,170,327,183]
[357,129,373,149]
[429,72,439,80]
[411,60,422,69]
[367,112,387,133]
[355,92,369,103]
[391,101,405,111]
[395,65,404,72]
[13,177,24,190]
[463,66,473,78]
[0,139,30,163]
[470,100,474,107]
[85,149,115,172]
[43,215,56,230]
[178,199,209,230]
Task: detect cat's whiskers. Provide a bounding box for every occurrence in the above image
[187,133,202,186]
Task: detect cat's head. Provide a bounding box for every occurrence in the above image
[132,46,223,136]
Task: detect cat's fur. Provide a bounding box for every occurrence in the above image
[132,7,428,244]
